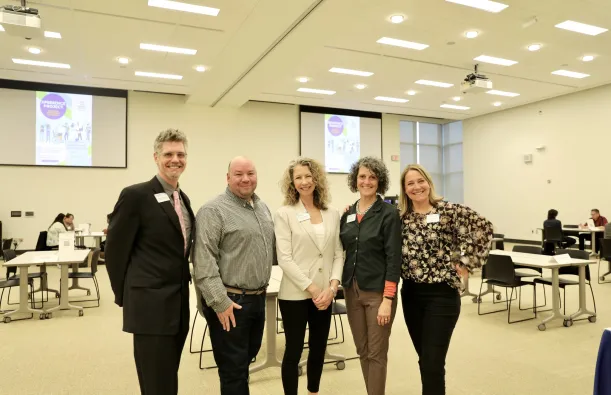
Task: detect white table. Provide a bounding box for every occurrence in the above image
[489,250,597,331]
[75,232,105,248]
[249,266,347,375]
[539,227,604,256]
[1,250,90,323]
[461,238,503,302]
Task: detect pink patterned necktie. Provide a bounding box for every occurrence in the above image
[172,191,187,254]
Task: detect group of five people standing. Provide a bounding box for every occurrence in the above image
[106,129,493,395]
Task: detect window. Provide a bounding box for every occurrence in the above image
[399,120,463,203]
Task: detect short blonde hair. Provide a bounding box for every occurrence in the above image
[154,129,187,155]
[280,157,329,210]
[399,164,443,217]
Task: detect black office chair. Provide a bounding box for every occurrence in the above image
[0,239,13,260]
[4,249,47,309]
[477,254,537,324]
[492,233,505,250]
[533,249,596,319]
[543,226,564,255]
[511,245,547,309]
[64,248,101,307]
[1,250,38,321]
[598,239,611,284]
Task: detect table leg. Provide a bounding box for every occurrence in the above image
[2,266,44,322]
[460,273,478,301]
[33,265,60,298]
[46,264,84,316]
[591,232,598,257]
[68,262,91,295]
[249,294,282,374]
[538,268,569,330]
[569,265,596,322]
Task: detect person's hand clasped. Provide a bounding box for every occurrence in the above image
[377,298,392,326]
[313,287,334,310]
[455,264,469,279]
[216,302,242,332]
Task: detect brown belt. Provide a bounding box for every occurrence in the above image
[225,286,266,295]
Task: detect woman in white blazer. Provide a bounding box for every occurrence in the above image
[274,157,344,395]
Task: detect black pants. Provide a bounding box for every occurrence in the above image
[579,233,602,252]
[278,299,332,395]
[202,293,266,395]
[401,281,460,395]
[133,330,188,395]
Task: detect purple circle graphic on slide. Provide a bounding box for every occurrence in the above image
[327,115,344,136]
[40,93,67,120]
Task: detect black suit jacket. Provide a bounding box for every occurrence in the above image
[106,176,195,335]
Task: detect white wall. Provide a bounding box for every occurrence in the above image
[463,84,611,241]
[0,92,401,249]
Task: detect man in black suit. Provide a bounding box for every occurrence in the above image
[106,129,195,395]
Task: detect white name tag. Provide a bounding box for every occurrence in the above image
[426,214,440,224]
[346,214,356,223]
[296,212,310,222]
[553,254,572,264]
[155,193,170,203]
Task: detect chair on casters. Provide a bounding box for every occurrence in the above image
[510,245,547,310]
[1,251,37,322]
[543,226,564,255]
[533,249,596,322]
[598,239,611,284]
[62,248,101,308]
[3,249,47,309]
[477,254,537,324]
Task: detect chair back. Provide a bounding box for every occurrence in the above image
[512,245,542,254]
[35,231,50,251]
[492,233,505,250]
[483,254,516,283]
[602,239,611,261]
[2,238,13,250]
[544,226,564,243]
[2,249,17,278]
[556,249,590,279]
[89,248,101,275]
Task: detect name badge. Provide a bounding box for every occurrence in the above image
[426,214,440,224]
[346,214,356,223]
[296,212,310,222]
[154,193,170,203]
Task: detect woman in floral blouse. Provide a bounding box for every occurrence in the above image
[399,164,493,395]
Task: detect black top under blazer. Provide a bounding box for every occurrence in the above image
[339,196,402,292]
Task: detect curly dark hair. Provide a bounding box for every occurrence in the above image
[346,156,390,195]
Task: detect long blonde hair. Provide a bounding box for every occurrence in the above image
[399,164,443,217]
[280,157,329,209]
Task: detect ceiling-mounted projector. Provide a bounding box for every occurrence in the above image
[0,1,42,39]
[460,64,492,94]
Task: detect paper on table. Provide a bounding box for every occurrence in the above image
[552,254,573,264]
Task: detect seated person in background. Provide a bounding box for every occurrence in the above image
[64,213,75,231]
[46,213,67,247]
[543,209,576,251]
[579,209,608,252]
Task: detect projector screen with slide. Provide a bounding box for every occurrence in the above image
[300,107,382,174]
[0,79,127,168]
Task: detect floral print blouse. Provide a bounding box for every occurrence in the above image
[401,201,494,289]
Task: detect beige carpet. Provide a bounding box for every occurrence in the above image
[1,248,607,395]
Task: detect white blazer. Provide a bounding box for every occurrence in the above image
[273,202,344,301]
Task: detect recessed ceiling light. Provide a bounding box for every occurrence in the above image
[297,77,309,83]
[555,20,608,36]
[0,24,4,32]
[135,71,183,80]
[551,69,590,79]
[486,90,520,97]
[441,104,470,110]
[140,43,197,55]
[329,67,373,77]
[493,102,502,107]
[355,84,367,90]
[374,96,409,103]
[297,87,336,95]
[406,90,417,95]
[148,0,220,16]
[582,55,595,62]
[415,79,454,88]
[445,0,508,13]
[452,96,462,101]
[376,37,429,50]
[528,44,542,52]
[28,47,41,55]
[474,55,517,66]
[12,58,70,69]
[389,15,405,24]
[465,31,479,39]
[117,57,130,65]
[44,31,62,39]
[195,65,206,72]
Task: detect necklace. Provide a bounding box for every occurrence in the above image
[356,199,375,215]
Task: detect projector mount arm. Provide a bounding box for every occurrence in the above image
[2,0,38,15]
